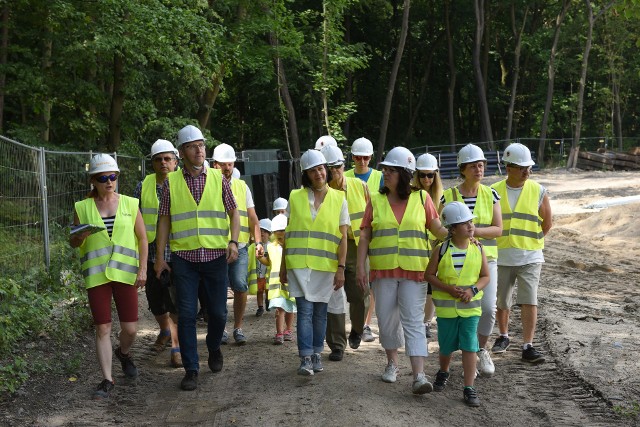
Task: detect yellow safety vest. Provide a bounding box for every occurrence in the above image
[167,169,228,251]
[433,241,483,318]
[491,180,544,250]
[345,177,366,245]
[443,185,497,259]
[368,191,429,272]
[75,196,140,288]
[345,168,383,195]
[285,188,344,272]
[140,174,160,243]
[247,243,258,295]
[267,242,294,302]
[229,178,250,243]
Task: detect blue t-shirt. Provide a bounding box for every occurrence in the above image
[354,169,384,189]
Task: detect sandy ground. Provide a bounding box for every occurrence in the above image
[2,169,640,426]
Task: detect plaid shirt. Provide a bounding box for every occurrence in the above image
[133,179,171,264]
[158,166,237,262]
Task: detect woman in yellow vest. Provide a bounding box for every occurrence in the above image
[356,147,448,395]
[425,201,489,407]
[280,149,348,376]
[440,143,502,377]
[70,154,147,400]
[412,153,443,340]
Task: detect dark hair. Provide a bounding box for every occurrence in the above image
[301,164,329,188]
[380,167,413,200]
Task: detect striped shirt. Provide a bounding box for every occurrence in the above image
[158,166,237,262]
[440,187,500,212]
[133,180,171,263]
[447,242,467,274]
[102,215,115,238]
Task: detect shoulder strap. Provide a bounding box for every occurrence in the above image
[437,238,450,266]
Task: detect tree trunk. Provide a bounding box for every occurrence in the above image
[445,0,456,150]
[504,4,528,141]
[0,3,9,133]
[321,0,330,134]
[376,0,411,165]
[613,74,622,151]
[343,15,353,139]
[106,53,125,152]
[539,0,570,167]
[41,36,52,143]
[197,64,225,130]
[473,0,493,148]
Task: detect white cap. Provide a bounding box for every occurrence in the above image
[271,214,288,232]
[258,218,272,233]
[441,201,476,227]
[213,143,237,162]
[320,145,345,166]
[300,149,327,171]
[177,125,205,147]
[232,167,241,179]
[379,146,416,172]
[150,139,178,158]
[89,154,119,175]
[416,153,439,171]
[351,137,374,156]
[502,143,535,167]
[457,143,486,166]
[273,197,288,211]
[314,135,338,150]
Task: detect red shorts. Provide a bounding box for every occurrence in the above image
[257,278,267,292]
[87,282,139,325]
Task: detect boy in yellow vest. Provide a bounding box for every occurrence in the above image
[425,202,489,407]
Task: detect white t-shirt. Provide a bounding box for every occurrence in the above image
[231,178,255,248]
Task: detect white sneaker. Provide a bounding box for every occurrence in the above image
[477,348,495,377]
[297,356,314,376]
[461,368,479,379]
[412,372,433,394]
[381,362,399,383]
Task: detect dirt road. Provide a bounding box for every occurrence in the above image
[1,169,639,426]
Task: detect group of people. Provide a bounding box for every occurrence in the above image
[70,126,552,408]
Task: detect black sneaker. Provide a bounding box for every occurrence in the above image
[115,347,139,378]
[256,306,265,317]
[433,370,449,392]
[180,370,198,391]
[348,331,362,350]
[463,386,481,407]
[208,348,223,372]
[491,336,510,354]
[522,346,545,364]
[92,379,114,399]
[328,349,343,361]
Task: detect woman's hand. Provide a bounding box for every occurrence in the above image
[333,267,345,290]
[135,267,147,289]
[69,230,91,248]
[279,267,288,285]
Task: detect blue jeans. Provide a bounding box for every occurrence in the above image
[172,255,228,372]
[295,297,328,357]
[227,245,248,292]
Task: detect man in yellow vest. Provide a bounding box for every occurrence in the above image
[212,143,262,345]
[154,125,240,391]
[134,139,181,368]
[490,143,552,364]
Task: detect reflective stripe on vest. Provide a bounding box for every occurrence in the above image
[368,191,428,271]
[433,242,483,318]
[75,196,140,288]
[491,180,544,250]
[285,188,344,272]
[168,169,228,251]
[230,178,250,243]
[247,243,258,295]
[443,184,497,259]
[345,177,366,245]
[140,174,160,243]
[345,168,383,194]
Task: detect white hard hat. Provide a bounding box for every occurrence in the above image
[300,149,327,171]
[177,125,205,147]
[213,143,237,162]
[321,145,345,166]
[258,218,272,233]
[379,146,416,172]
[314,135,337,150]
[416,153,439,171]
[89,153,119,175]
[271,214,288,232]
[351,137,374,156]
[150,139,178,158]
[232,167,241,179]
[457,143,486,166]
[441,201,476,227]
[272,197,288,211]
[502,143,534,167]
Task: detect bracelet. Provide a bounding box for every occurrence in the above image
[229,240,238,247]
[338,264,346,269]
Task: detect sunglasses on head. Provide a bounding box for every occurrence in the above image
[95,174,118,183]
[418,172,435,179]
[353,155,370,161]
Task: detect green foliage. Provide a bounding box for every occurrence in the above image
[613,401,640,419]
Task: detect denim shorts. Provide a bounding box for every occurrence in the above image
[228,245,249,292]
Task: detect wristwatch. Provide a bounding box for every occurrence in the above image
[471,286,479,296]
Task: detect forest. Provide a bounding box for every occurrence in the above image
[1,0,639,165]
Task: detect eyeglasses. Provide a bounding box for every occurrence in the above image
[353,156,370,161]
[95,174,118,183]
[153,156,176,163]
[183,143,206,151]
[328,164,344,169]
[418,172,435,179]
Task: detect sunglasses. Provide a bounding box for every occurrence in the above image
[153,156,175,163]
[353,155,370,161]
[419,172,435,179]
[328,164,344,169]
[507,164,531,172]
[95,174,118,183]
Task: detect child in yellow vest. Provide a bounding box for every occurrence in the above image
[259,214,296,344]
[425,202,489,407]
[254,219,273,316]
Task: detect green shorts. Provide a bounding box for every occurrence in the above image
[436,316,480,356]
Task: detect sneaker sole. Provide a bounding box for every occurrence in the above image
[465,400,481,407]
[433,385,446,392]
[522,356,545,364]
[297,369,314,376]
[235,340,247,346]
[412,382,434,394]
[491,345,510,354]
